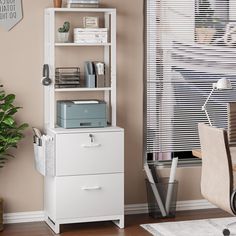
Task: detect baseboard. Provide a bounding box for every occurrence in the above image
[176,199,216,212]
[124,199,216,215]
[3,211,45,224]
[3,199,216,224]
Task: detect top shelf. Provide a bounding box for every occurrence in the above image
[46,7,116,13]
[55,42,111,46]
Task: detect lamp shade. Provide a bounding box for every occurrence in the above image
[213,78,232,90]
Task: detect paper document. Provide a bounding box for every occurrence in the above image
[73,100,99,104]
[165,157,178,214]
[32,127,42,138]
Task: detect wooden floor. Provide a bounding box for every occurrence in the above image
[0,209,231,236]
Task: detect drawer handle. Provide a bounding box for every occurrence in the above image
[81,186,101,190]
[81,143,101,148]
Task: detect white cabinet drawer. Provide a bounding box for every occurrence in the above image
[56,173,124,219]
[56,131,124,176]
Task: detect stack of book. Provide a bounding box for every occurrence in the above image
[74,28,108,43]
[67,0,99,8]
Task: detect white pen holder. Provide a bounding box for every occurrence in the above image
[33,135,54,176]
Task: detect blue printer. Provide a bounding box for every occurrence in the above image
[57,100,107,128]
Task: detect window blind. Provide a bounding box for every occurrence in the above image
[144,0,236,159]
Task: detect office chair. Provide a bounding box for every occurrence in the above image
[198,123,236,236]
[228,102,236,146]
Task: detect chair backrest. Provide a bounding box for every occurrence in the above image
[228,102,236,145]
[198,123,234,215]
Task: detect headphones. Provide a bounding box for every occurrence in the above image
[42,64,52,86]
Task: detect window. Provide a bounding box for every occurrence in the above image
[144,0,236,166]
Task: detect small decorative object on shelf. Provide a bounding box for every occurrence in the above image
[57,21,70,43]
[74,28,108,43]
[53,0,62,8]
[66,0,99,8]
[55,67,80,88]
[83,16,99,28]
[195,0,217,44]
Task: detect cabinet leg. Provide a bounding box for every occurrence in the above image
[45,217,60,234]
[113,215,124,229]
[54,223,60,234]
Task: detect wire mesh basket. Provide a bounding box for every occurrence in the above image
[145,178,178,219]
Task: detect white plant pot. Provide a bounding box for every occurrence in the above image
[195,27,216,44]
[57,32,69,43]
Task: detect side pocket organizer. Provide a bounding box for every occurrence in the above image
[33,135,54,176]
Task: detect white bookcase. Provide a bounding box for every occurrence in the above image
[43,8,124,234]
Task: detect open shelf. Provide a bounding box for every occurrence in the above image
[45,7,116,127]
[54,87,112,92]
[55,42,111,47]
[47,8,116,13]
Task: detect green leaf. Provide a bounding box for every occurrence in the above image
[0,112,4,119]
[0,135,7,141]
[17,123,29,131]
[7,137,21,143]
[6,107,20,116]
[4,94,15,104]
[3,117,14,126]
[0,90,5,99]
[4,153,14,158]
[1,103,14,112]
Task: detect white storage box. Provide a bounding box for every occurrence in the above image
[74,28,108,43]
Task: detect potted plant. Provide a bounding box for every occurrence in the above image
[0,86,28,231]
[57,21,70,43]
[195,0,217,44]
[53,0,62,8]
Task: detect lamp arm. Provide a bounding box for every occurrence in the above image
[202,87,215,111]
[204,109,212,126]
[202,87,215,126]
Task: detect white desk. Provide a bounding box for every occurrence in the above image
[192,147,236,172]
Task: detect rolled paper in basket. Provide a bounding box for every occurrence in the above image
[165,157,178,215]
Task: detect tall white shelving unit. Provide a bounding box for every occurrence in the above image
[43,8,124,234]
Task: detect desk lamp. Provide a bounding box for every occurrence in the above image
[202,78,232,126]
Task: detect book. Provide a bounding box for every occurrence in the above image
[67,3,99,8]
[74,39,107,44]
[74,28,107,33]
[67,0,98,3]
[74,28,108,43]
